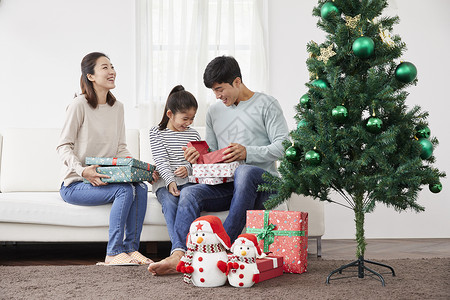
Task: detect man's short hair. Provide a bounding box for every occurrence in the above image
[203,56,242,88]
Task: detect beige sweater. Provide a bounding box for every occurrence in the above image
[57,94,132,186]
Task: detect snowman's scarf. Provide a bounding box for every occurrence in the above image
[228,255,256,265]
[181,242,227,284]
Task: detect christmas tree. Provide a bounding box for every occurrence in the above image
[259,0,445,283]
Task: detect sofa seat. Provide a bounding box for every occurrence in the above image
[0,191,169,227]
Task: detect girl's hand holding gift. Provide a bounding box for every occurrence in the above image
[182,146,200,164]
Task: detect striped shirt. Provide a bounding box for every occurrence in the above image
[149,126,201,192]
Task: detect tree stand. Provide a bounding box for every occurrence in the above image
[326,256,396,286]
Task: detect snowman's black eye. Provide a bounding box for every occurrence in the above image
[202,233,205,236]
[195,233,198,236]
[247,247,250,250]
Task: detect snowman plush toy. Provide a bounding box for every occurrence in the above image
[176,215,231,287]
[227,233,266,288]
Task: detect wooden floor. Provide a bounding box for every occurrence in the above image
[1,238,449,266]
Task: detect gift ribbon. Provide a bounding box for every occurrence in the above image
[246,210,306,252]
[266,256,278,268]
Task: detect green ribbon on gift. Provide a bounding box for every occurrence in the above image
[246,210,306,252]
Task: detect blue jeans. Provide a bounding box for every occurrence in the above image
[155,182,196,247]
[170,165,269,253]
[60,181,148,256]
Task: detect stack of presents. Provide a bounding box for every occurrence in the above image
[86,140,308,285]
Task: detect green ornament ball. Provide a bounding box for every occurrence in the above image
[286,146,301,161]
[305,150,321,166]
[419,138,433,159]
[429,183,442,193]
[415,125,431,139]
[321,2,340,20]
[352,36,375,59]
[366,117,383,134]
[395,62,417,83]
[299,94,310,108]
[331,105,349,123]
[297,119,308,129]
[311,78,329,89]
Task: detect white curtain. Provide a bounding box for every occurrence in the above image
[136,0,269,128]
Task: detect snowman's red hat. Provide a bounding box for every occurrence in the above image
[231,233,264,257]
[188,215,231,249]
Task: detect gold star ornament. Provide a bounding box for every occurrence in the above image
[345,14,361,29]
[317,44,336,64]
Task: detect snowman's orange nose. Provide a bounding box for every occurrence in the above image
[196,237,204,244]
[241,250,247,256]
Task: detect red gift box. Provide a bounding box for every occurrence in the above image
[187,141,229,164]
[227,254,283,282]
[257,255,284,282]
[246,210,308,274]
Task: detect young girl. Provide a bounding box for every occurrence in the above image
[148,85,200,274]
[57,52,152,266]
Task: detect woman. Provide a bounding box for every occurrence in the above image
[57,52,152,266]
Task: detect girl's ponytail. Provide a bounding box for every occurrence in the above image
[158,85,198,130]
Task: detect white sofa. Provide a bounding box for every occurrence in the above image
[0,128,324,256]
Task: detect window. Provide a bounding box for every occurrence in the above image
[136,0,269,127]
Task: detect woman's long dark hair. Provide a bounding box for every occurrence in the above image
[159,85,198,130]
[80,52,116,109]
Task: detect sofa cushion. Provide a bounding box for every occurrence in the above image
[0,192,167,227]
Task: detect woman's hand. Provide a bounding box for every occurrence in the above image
[174,166,188,178]
[150,170,160,183]
[182,146,200,164]
[222,143,247,163]
[82,165,110,186]
[168,182,180,196]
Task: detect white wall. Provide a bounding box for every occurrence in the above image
[0,0,140,129]
[0,0,448,239]
[268,0,450,239]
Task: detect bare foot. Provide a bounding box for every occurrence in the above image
[147,250,184,275]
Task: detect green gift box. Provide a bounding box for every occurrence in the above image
[84,157,155,183]
[92,166,152,183]
[85,157,155,172]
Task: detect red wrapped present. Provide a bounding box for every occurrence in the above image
[246,210,308,274]
[227,254,283,282]
[257,255,284,282]
[186,141,229,164]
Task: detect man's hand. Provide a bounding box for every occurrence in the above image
[168,182,180,196]
[174,166,188,178]
[222,143,247,163]
[182,146,200,164]
[82,165,110,186]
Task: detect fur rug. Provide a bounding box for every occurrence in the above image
[1,258,449,299]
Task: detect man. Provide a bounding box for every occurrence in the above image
[148,56,289,275]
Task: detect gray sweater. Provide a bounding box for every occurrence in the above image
[205,92,289,176]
